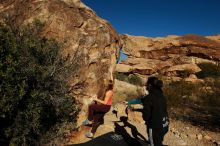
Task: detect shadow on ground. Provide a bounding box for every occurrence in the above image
[67,116,147,146]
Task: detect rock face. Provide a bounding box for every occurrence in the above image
[0,0,120,125]
[118,34,220,80]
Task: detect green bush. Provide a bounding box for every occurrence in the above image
[164,79,220,108]
[115,72,142,86]
[115,72,128,82]
[196,63,220,78]
[0,21,79,146]
[163,81,198,107]
[113,87,143,105]
[113,91,139,105]
[128,74,143,86]
[200,79,220,107]
[113,92,127,105]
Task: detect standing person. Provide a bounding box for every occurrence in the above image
[142,77,169,146]
[125,77,169,146]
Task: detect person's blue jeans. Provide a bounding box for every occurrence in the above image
[147,126,168,146]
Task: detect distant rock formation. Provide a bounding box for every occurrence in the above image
[0,0,121,125]
[118,34,220,81]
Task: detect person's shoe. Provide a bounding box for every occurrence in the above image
[82,119,92,126]
[85,132,94,138]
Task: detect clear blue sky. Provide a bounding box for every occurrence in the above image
[82,0,220,37]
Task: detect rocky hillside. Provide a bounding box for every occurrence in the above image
[118,34,220,82]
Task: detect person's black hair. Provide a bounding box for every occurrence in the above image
[155,80,163,89]
[146,77,163,90]
[146,77,158,86]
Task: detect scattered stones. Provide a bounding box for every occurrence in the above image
[197,134,203,140]
[211,139,220,146]
[178,139,187,146]
[188,134,197,139]
[173,130,180,138]
[204,135,212,141]
[170,128,175,132]
[175,134,180,138]
[180,133,188,139]
[213,141,218,146]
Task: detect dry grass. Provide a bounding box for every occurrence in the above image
[164,79,220,132]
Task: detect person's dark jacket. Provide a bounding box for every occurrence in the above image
[141,88,169,129]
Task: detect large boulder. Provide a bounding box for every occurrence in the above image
[118,34,220,79]
[116,64,133,73]
[119,57,173,75]
[0,0,121,125]
[121,34,220,61]
[165,64,201,76]
[120,34,180,58]
[184,74,204,83]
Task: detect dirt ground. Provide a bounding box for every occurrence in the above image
[67,103,220,146]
